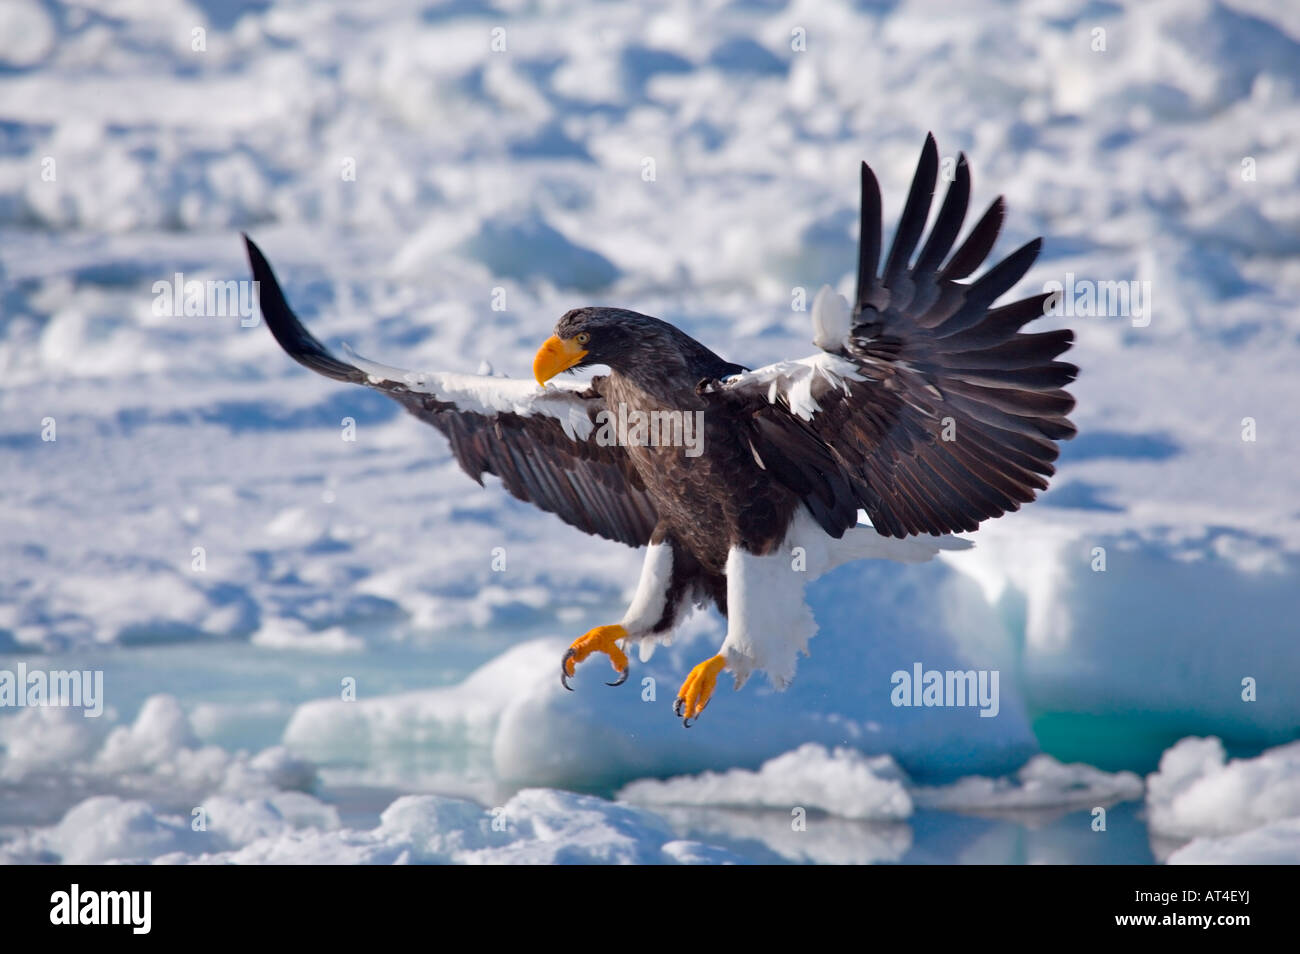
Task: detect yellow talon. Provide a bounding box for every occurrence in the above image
[674,655,726,726]
[560,624,629,690]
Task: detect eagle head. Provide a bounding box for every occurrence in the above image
[534,307,665,385]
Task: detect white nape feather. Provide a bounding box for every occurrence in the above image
[341,344,597,441]
[810,284,851,351]
[719,508,972,689]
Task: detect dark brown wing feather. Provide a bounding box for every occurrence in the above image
[244,235,658,547]
[395,390,659,547]
[715,135,1077,538]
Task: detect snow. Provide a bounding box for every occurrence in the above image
[249,617,365,653]
[913,755,1143,813]
[96,694,199,772]
[1146,737,1300,840]
[0,691,317,836]
[46,796,202,865]
[619,743,1148,824]
[283,640,555,771]
[619,743,914,821]
[0,1,55,69]
[0,0,1297,863]
[4,788,746,866]
[5,703,1295,864]
[3,738,1162,864]
[1167,819,1300,865]
[0,705,109,781]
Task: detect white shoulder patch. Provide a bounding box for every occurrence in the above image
[723,352,863,421]
[710,285,863,421]
[342,345,597,441]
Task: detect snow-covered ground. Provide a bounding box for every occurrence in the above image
[3,695,1296,864]
[1,0,1298,863]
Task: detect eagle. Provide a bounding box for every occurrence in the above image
[243,135,1076,727]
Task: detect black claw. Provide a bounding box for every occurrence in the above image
[673,697,684,717]
[682,716,694,728]
[606,668,629,687]
[561,650,576,691]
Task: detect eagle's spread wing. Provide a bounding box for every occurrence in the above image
[244,236,658,547]
[704,134,1077,538]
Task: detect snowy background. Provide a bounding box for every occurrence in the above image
[1,0,1298,864]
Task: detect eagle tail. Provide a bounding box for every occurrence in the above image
[243,234,367,385]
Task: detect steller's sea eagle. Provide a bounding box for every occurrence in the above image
[243,135,1076,726]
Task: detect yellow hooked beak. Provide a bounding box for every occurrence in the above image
[533,334,588,386]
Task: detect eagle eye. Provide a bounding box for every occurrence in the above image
[576,332,590,345]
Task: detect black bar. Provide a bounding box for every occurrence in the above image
[4,864,1278,940]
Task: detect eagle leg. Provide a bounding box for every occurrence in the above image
[673,655,726,727]
[560,624,630,691]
